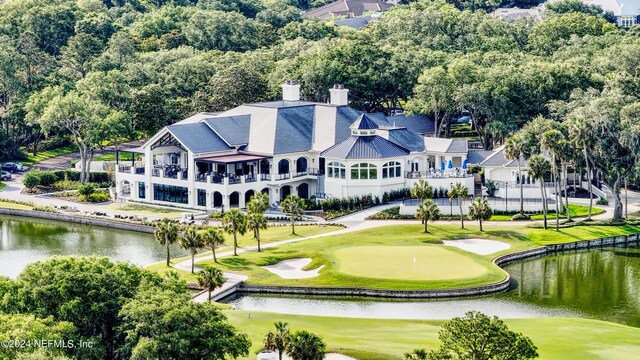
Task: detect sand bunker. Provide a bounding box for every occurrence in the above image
[442,239,510,255]
[261,258,324,279]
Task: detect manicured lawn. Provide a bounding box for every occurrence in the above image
[103,203,196,218]
[490,204,605,221]
[146,225,344,282]
[224,311,640,360]
[93,152,138,161]
[191,223,640,290]
[0,201,33,210]
[5,144,78,165]
[334,246,488,281]
[0,182,5,191]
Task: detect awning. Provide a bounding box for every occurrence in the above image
[196,154,271,164]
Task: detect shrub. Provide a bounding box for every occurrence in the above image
[88,191,110,203]
[511,213,531,221]
[596,198,609,205]
[485,180,498,197]
[38,172,58,186]
[51,180,80,191]
[23,172,41,189]
[78,183,96,199]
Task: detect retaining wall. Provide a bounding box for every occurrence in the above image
[233,232,640,300]
[0,208,155,233]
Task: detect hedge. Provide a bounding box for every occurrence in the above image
[23,170,112,189]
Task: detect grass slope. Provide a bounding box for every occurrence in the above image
[102,203,196,218]
[5,144,78,165]
[0,182,5,191]
[0,201,32,210]
[225,311,640,360]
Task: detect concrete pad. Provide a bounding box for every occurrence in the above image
[261,258,324,279]
[442,238,510,255]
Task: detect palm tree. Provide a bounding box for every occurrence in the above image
[416,199,440,233]
[504,135,527,215]
[247,212,268,252]
[248,192,270,214]
[541,129,566,231]
[263,321,290,360]
[202,227,225,263]
[197,267,224,301]
[528,154,552,230]
[286,330,326,360]
[280,194,305,235]
[448,182,469,228]
[467,197,492,232]
[154,218,179,267]
[179,226,203,273]
[404,349,429,360]
[222,208,247,256]
[411,179,433,201]
[567,114,595,220]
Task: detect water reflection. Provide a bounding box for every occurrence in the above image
[0,215,187,278]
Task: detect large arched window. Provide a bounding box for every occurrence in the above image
[327,162,346,179]
[350,163,377,180]
[382,161,402,179]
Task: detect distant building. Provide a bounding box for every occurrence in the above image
[304,0,395,21]
[490,5,545,22]
[334,14,381,29]
[578,0,640,27]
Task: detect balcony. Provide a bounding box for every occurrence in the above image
[405,170,472,179]
[151,166,188,180]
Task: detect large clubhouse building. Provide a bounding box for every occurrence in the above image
[115,82,539,210]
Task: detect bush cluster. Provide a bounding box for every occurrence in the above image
[23,170,113,189]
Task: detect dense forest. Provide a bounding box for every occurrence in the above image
[0,0,638,199]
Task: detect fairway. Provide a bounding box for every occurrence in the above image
[334,246,489,281]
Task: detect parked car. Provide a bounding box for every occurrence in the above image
[456,116,471,124]
[1,162,24,173]
[1,171,11,181]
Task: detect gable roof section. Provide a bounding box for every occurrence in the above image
[467,150,494,165]
[321,135,409,159]
[273,106,315,154]
[387,114,435,134]
[166,123,232,153]
[387,128,425,152]
[203,115,250,146]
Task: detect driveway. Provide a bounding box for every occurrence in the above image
[34,141,144,171]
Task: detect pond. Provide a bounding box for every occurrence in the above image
[0,215,187,278]
[224,244,640,327]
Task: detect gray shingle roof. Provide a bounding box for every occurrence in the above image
[273,106,315,154]
[467,150,493,165]
[386,114,435,134]
[203,115,250,146]
[334,15,375,29]
[351,113,379,130]
[387,128,425,152]
[166,123,231,153]
[321,135,409,159]
[305,0,395,20]
[335,106,362,142]
[448,139,468,153]
[248,100,318,108]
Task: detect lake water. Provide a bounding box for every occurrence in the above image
[224,245,640,327]
[0,215,187,278]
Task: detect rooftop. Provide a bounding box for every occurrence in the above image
[305,0,395,20]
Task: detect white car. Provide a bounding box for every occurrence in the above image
[1,171,11,181]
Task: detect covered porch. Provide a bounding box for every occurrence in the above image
[195,154,272,185]
[116,147,145,175]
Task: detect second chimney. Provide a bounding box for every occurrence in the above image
[329,84,349,106]
[281,80,300,101]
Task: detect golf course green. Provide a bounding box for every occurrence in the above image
[334,246,488,280]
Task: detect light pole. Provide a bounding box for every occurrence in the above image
[505,181,508,212]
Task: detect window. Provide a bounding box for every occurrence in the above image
[197,189,206,207]
[138,182,145,199]
[382,161,402,179]
[327,162,346,179]
[350,163,377,180]
[153,184,188,204]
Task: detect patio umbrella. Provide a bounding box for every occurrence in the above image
[448,160,453,169]
[462,159,468,170]
[440,161,445,171]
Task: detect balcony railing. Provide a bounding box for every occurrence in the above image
[152,168,160,177]
[245,175,257,183]
[118,165,131,173]
[135,167,145,175]
[261,173,270,181]
[405,171,472,179]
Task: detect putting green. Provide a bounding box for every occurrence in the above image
[334,246,489,281]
